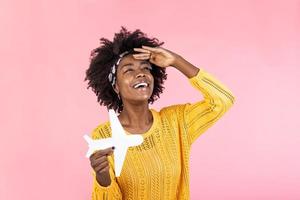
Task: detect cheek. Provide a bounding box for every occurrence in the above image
[116,76,131,93]
[148,74,154,88]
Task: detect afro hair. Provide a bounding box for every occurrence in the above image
[84,26,168,113]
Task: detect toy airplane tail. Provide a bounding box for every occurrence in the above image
[83,135,95,158]
[84,134,114,158]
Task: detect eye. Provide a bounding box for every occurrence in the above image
[143,65,152,71]
[124,68,133,73]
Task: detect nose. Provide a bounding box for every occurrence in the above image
[135,70,146,78]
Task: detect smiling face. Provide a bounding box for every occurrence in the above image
[114,54,154,105]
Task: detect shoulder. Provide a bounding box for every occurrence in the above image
[158,103,190,117]
[91,121,111,140]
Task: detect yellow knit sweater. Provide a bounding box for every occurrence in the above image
[90,69,235,200]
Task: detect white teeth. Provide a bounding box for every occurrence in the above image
[133,82,148,89]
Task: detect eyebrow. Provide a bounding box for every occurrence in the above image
[120,60,150,69]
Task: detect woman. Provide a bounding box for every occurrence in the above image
[85,27,235,199]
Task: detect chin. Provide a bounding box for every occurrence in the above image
[129,94,152,104]
[135,95,151,102]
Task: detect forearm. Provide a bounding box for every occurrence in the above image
[182,69,235,145]
[172,55,200,78]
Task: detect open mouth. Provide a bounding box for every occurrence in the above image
[133,82,149,89]
[132,82,151,92]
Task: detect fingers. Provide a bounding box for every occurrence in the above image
[89,147,114,166]
[98,165,110,174]
[141,45,164,53]
[134,46,164,54]
[90,147,114,160]
[91,156,109,173]
[94,159,109,173]
[89,147,114,174]
[90,152,108,167]
[133,48,151,54]
[94,155,107,163]
[133,47,151,60]
[132,53,150,60]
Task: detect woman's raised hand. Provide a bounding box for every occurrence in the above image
[133,46,179,68]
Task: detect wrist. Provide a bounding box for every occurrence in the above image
[172,55,185,69]
[171,55,199,78]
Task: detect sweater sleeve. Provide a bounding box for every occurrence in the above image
[182,68,235,146]
[90,127,123,200]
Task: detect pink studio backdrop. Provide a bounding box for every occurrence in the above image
[1,0,300,199]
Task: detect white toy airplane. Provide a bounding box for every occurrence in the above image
[84,109,144,177]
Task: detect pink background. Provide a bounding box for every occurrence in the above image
[1,0,300,199]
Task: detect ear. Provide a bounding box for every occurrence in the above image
[113,81,120,94]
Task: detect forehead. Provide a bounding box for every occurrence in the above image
[118,54,150,69]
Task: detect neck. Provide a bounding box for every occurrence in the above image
[118,102,152,129]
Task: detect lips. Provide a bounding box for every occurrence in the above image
[132,80,150,89]
[133,82,149,89]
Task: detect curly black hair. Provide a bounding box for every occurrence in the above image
[84,26,168,113]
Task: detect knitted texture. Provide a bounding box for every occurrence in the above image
[90,69,235,200]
